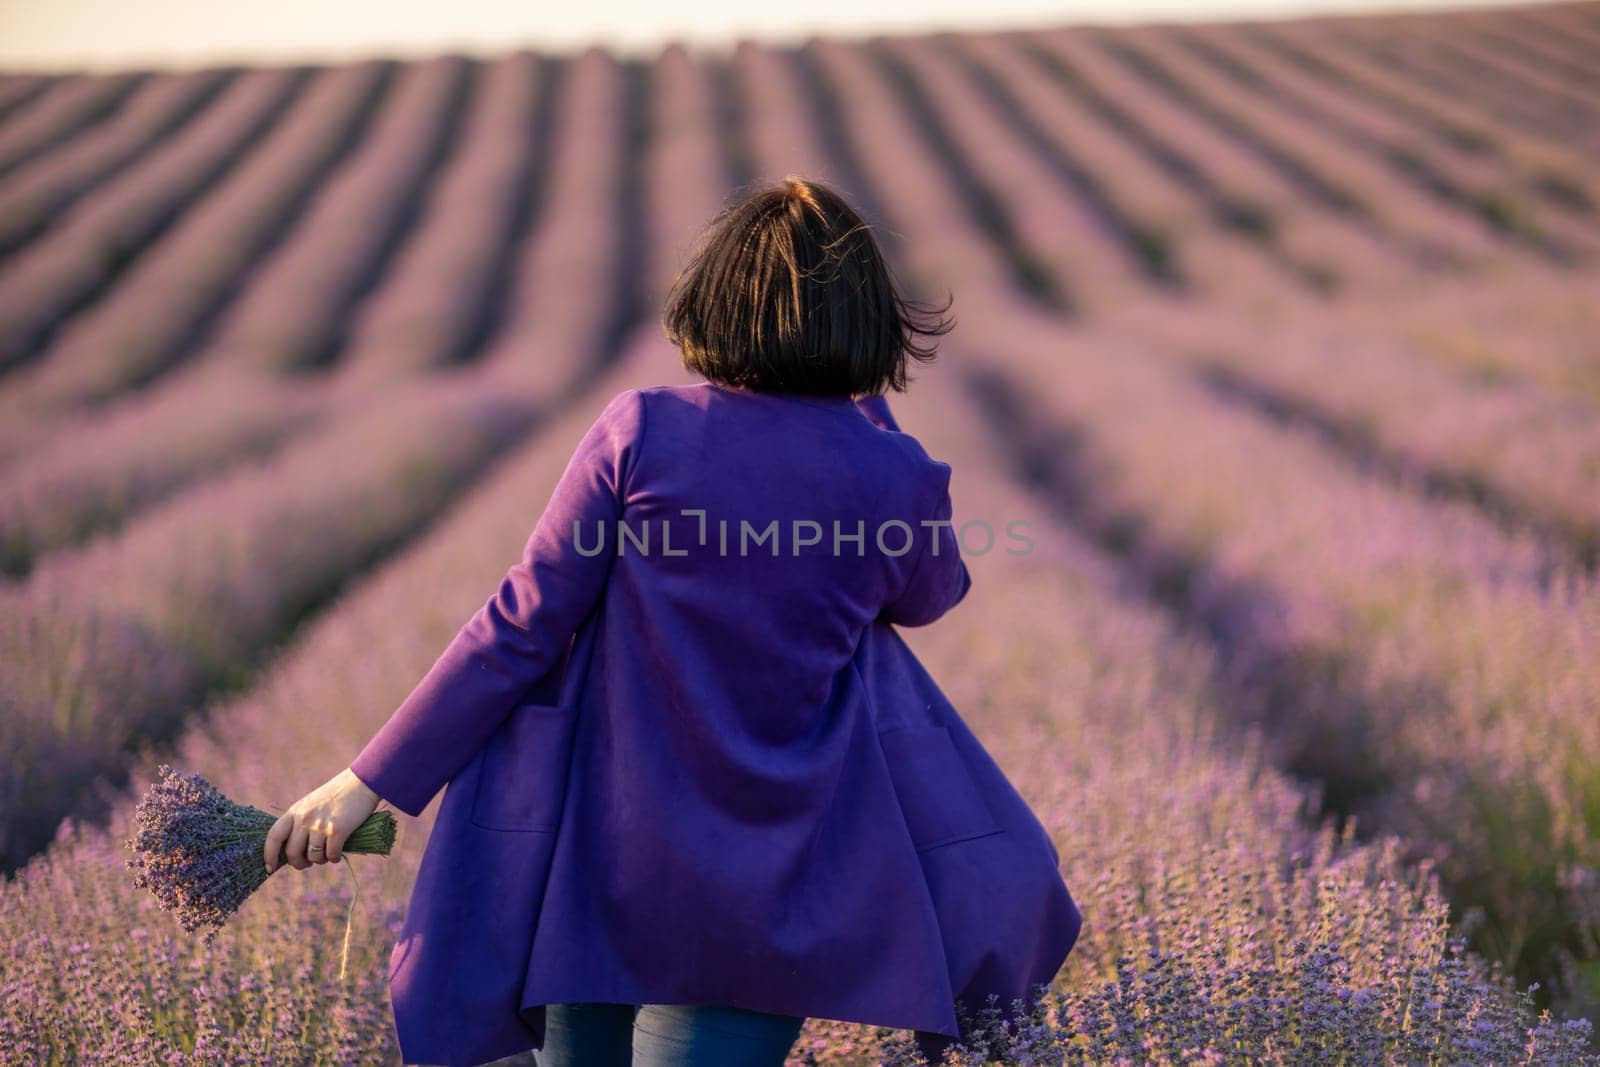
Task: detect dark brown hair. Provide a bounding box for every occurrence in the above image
[662,175,955,397]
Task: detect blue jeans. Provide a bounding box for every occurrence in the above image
[533,1002,806,1067]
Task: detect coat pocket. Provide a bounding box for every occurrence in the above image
[469,698,580,833]
[878,723,1005,852]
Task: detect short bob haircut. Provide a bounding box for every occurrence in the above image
[662,175,955,397]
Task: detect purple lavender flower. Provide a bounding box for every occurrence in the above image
[124,763,395,946]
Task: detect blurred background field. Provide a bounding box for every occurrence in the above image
[1,0,1599,1061]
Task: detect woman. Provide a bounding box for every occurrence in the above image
[265,176,1075,1067]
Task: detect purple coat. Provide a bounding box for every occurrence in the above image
[350,383,1082,1066]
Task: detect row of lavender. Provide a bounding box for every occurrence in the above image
[0,52,548,571]
[832,26,1600,564]
[755,28,1600,1021]
[0,3,1595,414]
[7,7,1597,581]
[1,7,1595,572]
[4,323,1590,1061]
[0,48,652,872]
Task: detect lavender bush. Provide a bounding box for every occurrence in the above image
[1254,17,1598,232]
[1117,296,1600,567]
[639,44,739,309]
[0,68,305,369]
[0,370,323,570]
[1173,21,1591,255]
[1329,15,1596,148]
[0,73,65,134]
[0,62,389,411]
[468,48,637,393]
[1026,29,1373,294]
[205,55,471,374]
[0,67,232,256]
[337,51,547,381]
[1103,25,1505,266]
[0,69,144,180]
[0,376,528,869]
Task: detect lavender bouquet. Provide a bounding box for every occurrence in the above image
[125,764,397,972]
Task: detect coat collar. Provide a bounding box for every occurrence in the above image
[700,380,864,416]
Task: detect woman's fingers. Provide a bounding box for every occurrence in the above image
[286,817,312,870]
[264,811,294,873]
[321,818,344,864]
[307,818,333,865]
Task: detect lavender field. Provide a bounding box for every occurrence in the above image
[2,1,1600,1061]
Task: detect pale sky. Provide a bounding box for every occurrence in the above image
[0,0,1551,71]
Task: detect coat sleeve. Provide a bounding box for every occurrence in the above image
[348,388,646,817]
[879,461,972,628]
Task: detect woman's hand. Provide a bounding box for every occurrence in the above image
[264,768,382,873]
